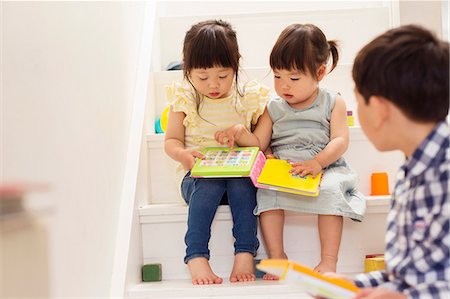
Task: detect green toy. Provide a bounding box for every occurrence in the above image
[142,263,162,282]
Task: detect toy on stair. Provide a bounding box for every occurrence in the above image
[364,254,385,272]
[142,263,162,282]
[370,172,390,196]
[347,110,355,126]
[155,107,169,134]
[165,61,183,71]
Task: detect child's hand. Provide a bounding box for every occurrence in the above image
[214,124,245,148]
[264,148,276,159]
[178,148,204,171]
[290,159,322,178]
[353,288,407,299]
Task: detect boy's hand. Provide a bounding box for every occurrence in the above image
[214,124,245,148]
[178,148,204,171]
[290,159,322,177]
[354,288,407,299]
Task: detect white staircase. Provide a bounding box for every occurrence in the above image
[125,2,405,298]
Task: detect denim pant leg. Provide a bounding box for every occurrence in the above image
[226,178,260,256]
[181,174,226,264]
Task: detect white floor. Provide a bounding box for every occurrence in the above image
[128,279,313,299]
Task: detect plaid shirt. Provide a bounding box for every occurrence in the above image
[353,121,450,299]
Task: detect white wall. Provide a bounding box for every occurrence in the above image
[1,2,145,297]
[155,1,393,71]
[399,0,443,37]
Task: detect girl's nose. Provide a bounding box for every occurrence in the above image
[209,78,219,88]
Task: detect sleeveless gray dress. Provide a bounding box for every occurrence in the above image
[255,88,366,221]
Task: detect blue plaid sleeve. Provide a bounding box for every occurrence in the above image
[353,270,389,288]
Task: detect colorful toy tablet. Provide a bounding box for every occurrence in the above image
[190,147,260,177]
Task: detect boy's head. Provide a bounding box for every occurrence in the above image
[353,25,449,124]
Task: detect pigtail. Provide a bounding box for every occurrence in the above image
[328,40,339,73]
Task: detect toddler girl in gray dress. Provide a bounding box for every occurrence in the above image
[215,24,366,277]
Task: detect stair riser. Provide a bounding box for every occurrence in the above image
[141,210,388,280]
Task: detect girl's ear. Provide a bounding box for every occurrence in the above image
[316,64,327,81]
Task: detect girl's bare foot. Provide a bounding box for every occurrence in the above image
[313,254,338,273]
[187,257,223,285]
[230,252,256,282]
[262,252,288,280]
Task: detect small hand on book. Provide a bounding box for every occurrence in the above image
[178,148,205,171]
[289,158,323,178]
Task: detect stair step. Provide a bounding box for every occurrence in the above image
[128,279,314,298]
[139,196,391,221]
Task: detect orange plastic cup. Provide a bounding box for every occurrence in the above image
[370,172,390,195]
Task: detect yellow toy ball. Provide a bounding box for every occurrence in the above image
[160,107,169,132]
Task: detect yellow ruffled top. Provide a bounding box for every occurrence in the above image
[166,80,270,150]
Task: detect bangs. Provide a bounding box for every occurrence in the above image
[270,32,314,74]
[186,27,238,70]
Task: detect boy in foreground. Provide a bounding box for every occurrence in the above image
[350,25,449,299]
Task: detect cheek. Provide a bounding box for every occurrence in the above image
[273,81,281,92]
[225,79,234,89]
[193,81,208,95]
[357,105,367,127]
[357,107,375,143]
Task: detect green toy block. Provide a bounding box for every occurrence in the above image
[142,263,162,282]
[254,259,266,279]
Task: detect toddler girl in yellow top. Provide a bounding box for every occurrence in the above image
[164,20,269,285]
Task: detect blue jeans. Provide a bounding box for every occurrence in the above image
[181,172,259,264]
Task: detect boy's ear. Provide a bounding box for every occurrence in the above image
[316,64,327,81]
[368,96,390,128]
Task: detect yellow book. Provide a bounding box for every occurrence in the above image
[256,159,322,196]
[256,259,359,299]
